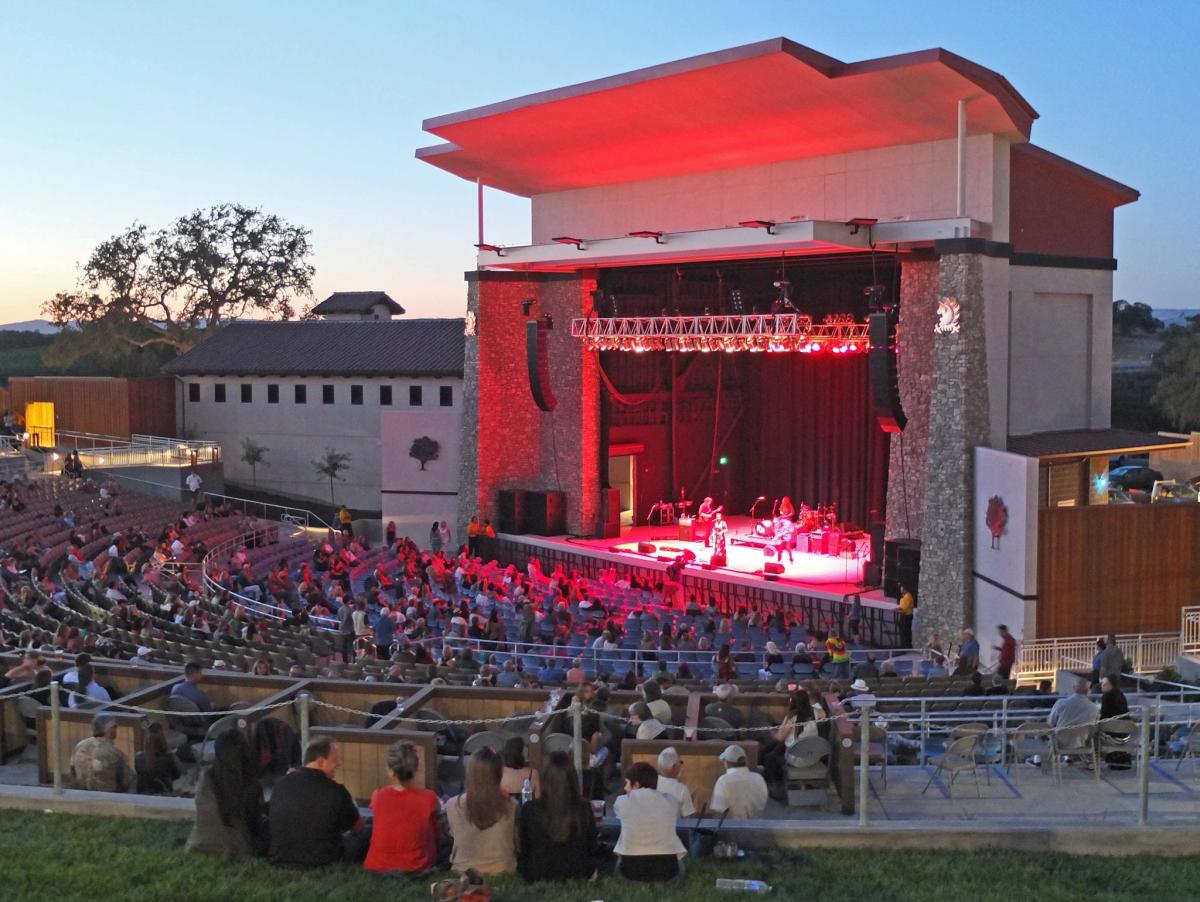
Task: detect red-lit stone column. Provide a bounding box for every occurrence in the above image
[459,271,600,538]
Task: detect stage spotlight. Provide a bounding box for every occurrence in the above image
[847,217,879,235]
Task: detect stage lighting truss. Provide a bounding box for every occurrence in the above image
[570,313,870,354]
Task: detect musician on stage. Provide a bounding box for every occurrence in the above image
[709,510,729,562]
[772,515,796,563]
[778,496,796,520]
[697,496,719,547]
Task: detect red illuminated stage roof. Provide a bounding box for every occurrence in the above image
[417,38,1038,196]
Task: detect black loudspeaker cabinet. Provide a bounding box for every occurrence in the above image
[869,310,907,433]
[869,522,885,564]
[883,538,921,599]
[763,562,785,575]
[497,490,527,534]
[862,561,883,587]
[523,490,566,536]
[601,487,622,539]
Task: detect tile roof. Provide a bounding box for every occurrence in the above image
[1006,429,1190,460]
[310,291,405,315]
[163,320,464,378]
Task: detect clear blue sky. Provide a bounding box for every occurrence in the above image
[1,1,1196,323]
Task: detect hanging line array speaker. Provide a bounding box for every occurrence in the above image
[527,318,557,412]
[868,309,906,433]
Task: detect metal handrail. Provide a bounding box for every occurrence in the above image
[200,527,338,632]
[202,490,335,532]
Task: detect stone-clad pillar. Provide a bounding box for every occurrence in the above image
[916,253,991,644]
[458,271,600,539]
[885,258,939,542]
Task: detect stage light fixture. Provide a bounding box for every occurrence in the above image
[847,217,879,235]
[738,219,776,235]
[474,242,505,255]
[628,230,665,244]
[553,236,586,250]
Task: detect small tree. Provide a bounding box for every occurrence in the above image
[313,448,352,507]
[409,436,440,471]
[240,438,269,489]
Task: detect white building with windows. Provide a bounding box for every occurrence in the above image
[164,311,464,529]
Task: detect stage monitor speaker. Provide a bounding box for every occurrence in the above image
[526,319,557,412]
[883,538,921,599]
[763,562,785,575]
[522,490,566,535]
[869,310,907,433]
[637,542,657,555]
[497,490,527,534]
[763,571,779,582]
[710,553,727,567]
[863,561,883,587]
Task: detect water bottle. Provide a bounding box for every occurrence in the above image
[520,776,533,805]
[716,878,772,893]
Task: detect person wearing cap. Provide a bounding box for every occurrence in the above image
[654,747,696,817]
[703,683,744,731]
[709,745,768,820]
[845,678,876,712]
[70,714,133,793]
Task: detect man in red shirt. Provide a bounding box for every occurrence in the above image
[994,624,1018,680]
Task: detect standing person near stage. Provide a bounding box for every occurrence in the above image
[824,629,850,678]
[897,585,916,649]
[772,515,795,564]
[994,624,1018,679]
[709,510,729,563]
[697,497,719,547]
[957,628,980,675]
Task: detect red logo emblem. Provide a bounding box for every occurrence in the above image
[986,496,1008,549]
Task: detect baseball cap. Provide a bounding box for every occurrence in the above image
[719,744,747,764]
[136,646,152,657]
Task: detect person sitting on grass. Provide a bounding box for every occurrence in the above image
[364,741,442,875]
[445,747,519,875]
[517,751,598,882]
[269,736,367,867]
[710,744,768,820]
[613,761,687,882]
[70,714,132,793]
[188,729,267,859]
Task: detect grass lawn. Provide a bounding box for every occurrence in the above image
[2,809,1197,902]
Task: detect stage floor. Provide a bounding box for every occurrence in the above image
[519,516,885,604]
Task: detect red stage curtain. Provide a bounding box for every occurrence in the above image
[736,354,889,529]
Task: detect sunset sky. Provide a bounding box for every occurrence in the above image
[1,1,1196,324]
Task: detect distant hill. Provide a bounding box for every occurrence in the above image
[0,319,59,334]
[1155,309,1199,327]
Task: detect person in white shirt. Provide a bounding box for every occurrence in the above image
[655,747,696,817]
[186,470,203,502]
[613,762,687,882]
[709,745,768,819]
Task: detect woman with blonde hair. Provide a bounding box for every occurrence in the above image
[444,747,518,875]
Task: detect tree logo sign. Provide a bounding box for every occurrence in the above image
[985,495,1008,550]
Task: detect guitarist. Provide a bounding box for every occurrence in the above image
[697,496,723,547]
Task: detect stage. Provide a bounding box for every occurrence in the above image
[498,517,890,608]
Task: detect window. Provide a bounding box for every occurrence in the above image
[294,384,307,404]
[214,383,226,403]
[241,383,252,404]
[379,385,392,406]
[440,385,453,407]
[267,384,279,404]
[188,383,200,403]
[350,384,363,405]
[322,384,335,405]
[409,385,423,406]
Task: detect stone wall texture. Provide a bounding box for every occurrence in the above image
[917,253,992,644]
[885,258,939,543]
[458,272,600,539]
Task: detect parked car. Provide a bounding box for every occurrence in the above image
[1150,480,1199,504]
[1108,465,1164,492]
